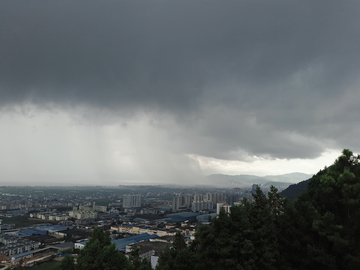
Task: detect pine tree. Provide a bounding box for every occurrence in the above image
[193,187,281,270]
[76,227,130,270]
[129,248,152,270]
[156,232,195,270]
[282,149,360,270]
[58,255,76,270]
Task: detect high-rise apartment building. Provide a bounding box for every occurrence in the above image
[172,195,181,212]
[123,194,142,208]
[172,194,192,212]
[191,200,213,212]
[193,194,203,202]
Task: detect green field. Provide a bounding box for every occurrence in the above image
[93,198,117,206]
[1,215,51,228]
[31,260,61,270]
[157,195,173,201]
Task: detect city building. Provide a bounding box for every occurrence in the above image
[123,194,142,208]
[69,210,97,220]
[0,235,39,257]
[216,201,241,215]
[172,194,192,212]
[191,201,213,212]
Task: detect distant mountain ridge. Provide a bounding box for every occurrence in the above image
[206,172,312,188]
[280,166,333,200]
[280,179,311,200]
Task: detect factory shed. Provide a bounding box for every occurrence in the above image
[74,233,158,251]
[34,224,73,234]
[133,218,149,223]
[112,233,159,251]
[162,212,201,223]
[0,225,13,231]
[11,251,34,262]
[196,213,217,223]
[18,228,47,237]
[11,247,58,262]
[25,234,60,245]
[33,223,53,227]
[56,228,91,239]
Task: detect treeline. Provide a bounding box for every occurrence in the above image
[157,149,360,270]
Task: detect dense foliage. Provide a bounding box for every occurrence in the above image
[157,149,360,270]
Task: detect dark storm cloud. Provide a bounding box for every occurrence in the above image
[1,0,360,160]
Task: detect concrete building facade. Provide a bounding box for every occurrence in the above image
[191,201,213,212]
[123,194,142,208]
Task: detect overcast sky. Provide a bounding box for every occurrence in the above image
[1,1,360,185]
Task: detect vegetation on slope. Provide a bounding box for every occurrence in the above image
[157,149,360,270]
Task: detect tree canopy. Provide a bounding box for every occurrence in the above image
[157,149,360,270]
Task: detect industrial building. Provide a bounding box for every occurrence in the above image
[75,233,158,252]
[163,212,201,223]
[6,228,47,238]
[32,224,73,234]
[196,213,217,223]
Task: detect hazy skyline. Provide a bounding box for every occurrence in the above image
[1,1,360,185]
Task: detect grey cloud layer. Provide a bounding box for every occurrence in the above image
[1,1,360,160]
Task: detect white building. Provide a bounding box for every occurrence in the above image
[191,201,213,212]
[216,202,231,215]
[75,241,87,250]
[172,196,180,212]
[193,194,203,202]
[216,201,241,215]
[69,210,97,220]
[172,194,192,212]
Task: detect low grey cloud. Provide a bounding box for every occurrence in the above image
[1,0,360,164]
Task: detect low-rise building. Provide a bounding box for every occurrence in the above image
[0,235,39,257]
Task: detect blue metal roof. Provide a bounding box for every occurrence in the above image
[166,212,201,218]
[33,223,53,227]
[112,233,158,250]
[19,228,47,236]
[76,241,88,246]
[8,210,27,214]
[133,218,148,221]
[35,225,73,231]
[11,251,33,259]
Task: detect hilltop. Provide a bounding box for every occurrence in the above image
[206,172,312,189]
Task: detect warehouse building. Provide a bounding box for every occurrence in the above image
[75,233,158,252]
